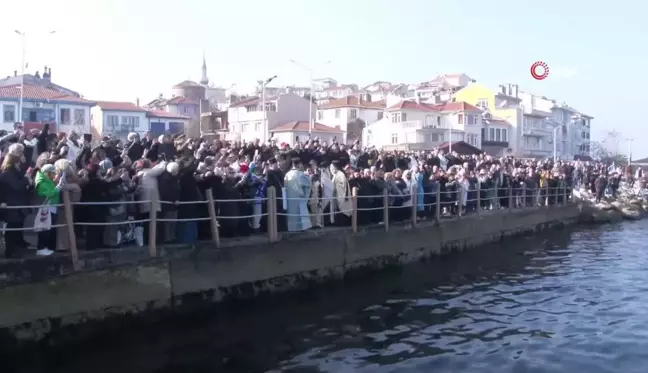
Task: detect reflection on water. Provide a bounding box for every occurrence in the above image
[12,220,648,373]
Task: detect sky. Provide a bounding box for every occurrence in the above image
[1,0,645,156]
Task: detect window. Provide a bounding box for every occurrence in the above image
[436,116,441,128]
[265,103,277,112]
[425,134,431,143]
[317,111,323,120]
[121,116,140,129]
[477,99,489,108]
[432,133,443,142]
[377,111,384,120]
[481,128,486,140]
[467,134,479,146]
[3,105,15,123]
[335,109,341,119]
[349,109,357,119]
[457,114,464,124]
[502,129,508,142]
[106,115,119,128]
[255,122,260,131]
[390,133,398,144]
[73,109,85,125]
[489,128,495,141]
[60,108,71,124]
[495,129,501,141]
[391,112,407,123]
[466,115,478,125]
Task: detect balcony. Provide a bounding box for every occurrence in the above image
[399,120,448,130]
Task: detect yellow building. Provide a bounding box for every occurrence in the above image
[454,82,524,156]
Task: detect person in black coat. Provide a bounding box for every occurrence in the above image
[0,153,31,258]
[125,133,145,162]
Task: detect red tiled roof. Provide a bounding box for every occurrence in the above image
[318,96,386,110]
[96,101,147,112]
[146,110,191,119]
[272,121,343,133]
[166,96,199,105]
[0,84,93,104]
[437,101,480,112]
[387,100,480,113]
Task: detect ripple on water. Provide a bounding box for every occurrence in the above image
[19,220,648,373]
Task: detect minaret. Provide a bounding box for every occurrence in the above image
[200,52,209,85]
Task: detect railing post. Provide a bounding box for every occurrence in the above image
[351,187,358,233]
[267,186,278,243]
[62,191,80,271]
[205,188,220,247]
[476,182,481,216]
[508,185,513,211]
[411,188,418,226]
[148,192,158,258]
[564,185,568,205]
[458,184,463,218]
[522,183,527,209]
[382,187,389,231]
[435,183,441,223]
[545,183,550,208]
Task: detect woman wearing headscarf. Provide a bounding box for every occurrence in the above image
[34,163,64,256]
[157,161,181,243]
[53,159,82,252]
[0,153,31,258]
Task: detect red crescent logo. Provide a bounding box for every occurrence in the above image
[530,61,549,80]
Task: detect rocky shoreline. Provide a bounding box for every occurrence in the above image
[577,184,648,223]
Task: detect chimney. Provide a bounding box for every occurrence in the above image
[499,85,506,94]
[507,84,512,96]
[364,93,372,102]
[13,70,17,77]
[48,67,52,79]
[136,97,140,107]
[416,94,421,104]
[35,71,41,79]
[42,66,51,82]
[512,84,519,98]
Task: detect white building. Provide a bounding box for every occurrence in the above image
[91,101,149,141]
[146,111,192,137]
[415,73,473,101]
[363,99,482,151]
[271,121,343,147]
[552,103,592,159]
[517,92,593,159]
[361,82,409,101]
[0,83,94,134]
[314,83,359,99]
[227,93,315,143]
[316,94,386,144]
[480,112,513,156]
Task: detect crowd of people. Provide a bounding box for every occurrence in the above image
[0,122,638,259]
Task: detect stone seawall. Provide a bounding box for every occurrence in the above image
[0,205,582,348]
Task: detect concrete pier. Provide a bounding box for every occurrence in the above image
[0,205,582,348]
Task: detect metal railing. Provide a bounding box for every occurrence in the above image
[0,184,573,272]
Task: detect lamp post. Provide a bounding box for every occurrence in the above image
[289,59,331,134]
[626,137,634,165]
[261,75,277,143]
[14,30,56,125]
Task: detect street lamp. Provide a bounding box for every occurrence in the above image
[626,138,634,164]
[261,75,277,143]
[14,30,56,125]
[289,59,331,134]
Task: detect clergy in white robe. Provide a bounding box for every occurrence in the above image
[330,163,352,226]
[284,159,312,232]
